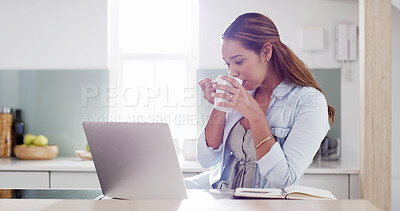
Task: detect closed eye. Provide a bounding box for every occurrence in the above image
[235,60,243,65]
[224,62,230,67]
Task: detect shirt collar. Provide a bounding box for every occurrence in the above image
[248,79,295,99]
[272,79,296,100]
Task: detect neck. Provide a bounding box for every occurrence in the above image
[259,62,283,95]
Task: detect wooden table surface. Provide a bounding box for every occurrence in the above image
[0,198,380,211]
[0,189,380,211]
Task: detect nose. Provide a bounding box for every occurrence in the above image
[228,67,240,78]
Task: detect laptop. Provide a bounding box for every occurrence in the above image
[82,122,188,200]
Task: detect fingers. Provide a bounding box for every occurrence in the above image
[199,78,217,104]
[214,92,232,100]
[215,101,234,108]
[204,82,216,98]
[215,84,239,94]
[198,78,213,90]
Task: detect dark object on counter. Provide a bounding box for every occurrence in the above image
[328,138,338,149]
[12,109,25,156]
[320,137,330,156]
[0,107,13,157]
[315,136,340,161]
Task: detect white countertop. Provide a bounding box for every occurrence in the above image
[0,157,206,173]
[0,157,96,172]
[307,159,359,174]
[0,157,359,174]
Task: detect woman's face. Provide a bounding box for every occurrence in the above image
[221,39,268,90]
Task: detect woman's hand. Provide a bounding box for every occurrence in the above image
[214,75,264,120]
[198,78,217,105]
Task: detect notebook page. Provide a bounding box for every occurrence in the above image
[234,188,284,199]
[284,186,337,200]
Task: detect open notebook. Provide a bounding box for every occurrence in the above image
[234,186,337,200]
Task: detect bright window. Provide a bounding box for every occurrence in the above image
[109,0,198,139]
[118,0,191,54]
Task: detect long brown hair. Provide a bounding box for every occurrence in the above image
[222,13,335,124]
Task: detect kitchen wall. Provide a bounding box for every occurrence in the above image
[0,0,107,69]
[0,69,109,156]
[392,5,400,211]
[199,0,359,166]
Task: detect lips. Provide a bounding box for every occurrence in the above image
[242,80,250,90]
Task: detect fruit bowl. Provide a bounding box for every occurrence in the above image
[14,145,59,160]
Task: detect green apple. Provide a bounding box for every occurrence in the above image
[86,143,90,152]
[32,135,48,146]
[24,134,36,145]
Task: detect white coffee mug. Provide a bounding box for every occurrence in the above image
[213,75,243,113]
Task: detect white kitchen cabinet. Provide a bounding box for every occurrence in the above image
[50,172,100,189]
[182,160,360,199]
[349,174,360,199]
[183,172,357,199]
[0,171,49,189]
[301,174,349,199]
[0,158,359,200]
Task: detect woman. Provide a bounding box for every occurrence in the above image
[185,13,334,189]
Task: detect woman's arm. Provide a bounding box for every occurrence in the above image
[198,78,226,149]
[256,91,330,188]
[204,109,226,149]
[248,114,276,160]
[196,78,227,167]
[196,109,226,168]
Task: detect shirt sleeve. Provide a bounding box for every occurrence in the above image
[196,126,223,168]
[256,90,330,189]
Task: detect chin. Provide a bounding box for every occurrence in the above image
[243,82,256,91]
[243,81,261,91]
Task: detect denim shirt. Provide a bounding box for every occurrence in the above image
[196,79,330,189]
